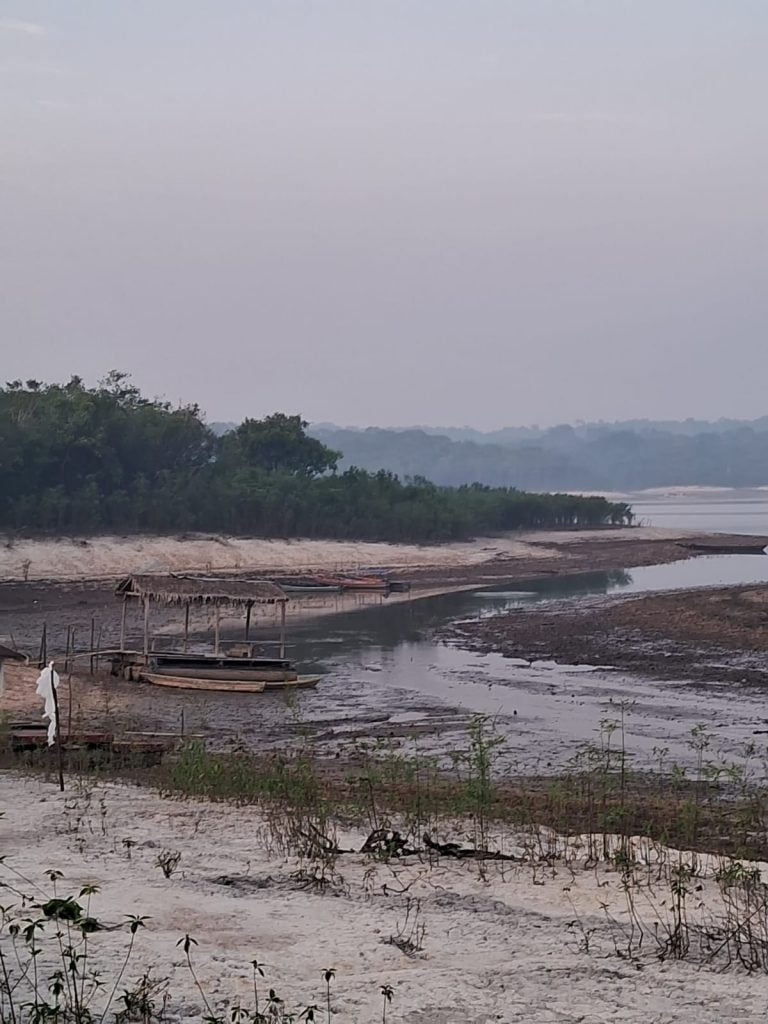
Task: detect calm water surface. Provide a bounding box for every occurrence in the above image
[137,504,768,772]
[630,493,768,536]
[203,552,768,772]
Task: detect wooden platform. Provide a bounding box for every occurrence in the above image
[8,725,179,758]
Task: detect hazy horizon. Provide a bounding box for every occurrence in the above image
[3,2,767,429]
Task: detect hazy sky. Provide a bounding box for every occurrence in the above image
[2,2,767,429]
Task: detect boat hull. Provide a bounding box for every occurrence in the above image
[140,672,320,693]
[151,665,298,682]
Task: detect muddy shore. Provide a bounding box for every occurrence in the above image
[442,582,768,686]
[1,529,761,657]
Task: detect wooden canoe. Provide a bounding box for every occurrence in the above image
[141,672,266,692]
[140,672,321,693]
[264,675,320,690]
[150,665,298,682]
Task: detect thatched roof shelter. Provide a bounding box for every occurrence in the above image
[0,643,25,661]
[116,574,288,608]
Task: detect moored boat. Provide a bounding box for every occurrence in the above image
[150,653,298,682]
[139,672,320,692]
[113,574,323,693]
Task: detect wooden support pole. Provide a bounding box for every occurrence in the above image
[120,597,127,651]
[50,667,65,792]
[245,602,252,641]
[89,617,95,675]
[38,622,47,669]
[143,597,150,661]
[214,604,221,655]
[184,604,190,652]
[67,671,73,737]
[279,601,286,659]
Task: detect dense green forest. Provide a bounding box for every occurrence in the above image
[306,420,768,491]
[0,375,630,540]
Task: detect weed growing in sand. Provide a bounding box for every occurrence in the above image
[0,878,148,1023]
[387,898,426,958]
[453,714,504,856]
[322,967,335,1024]
[0,875,398,1024]
[379,985,394,1024]
[155,850,182,879]
[114,971,169,1023]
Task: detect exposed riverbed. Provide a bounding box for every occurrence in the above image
[5,546,768,775]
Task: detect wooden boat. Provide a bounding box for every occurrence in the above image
[264,675,320,690]
[279,584,343,594]
[150,653,296,682]
[679,541,767,555]
[313,574,391,591]
[151,665,299,682]
[140,672,320,692]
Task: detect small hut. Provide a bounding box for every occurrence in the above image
[0,642,26,697]
[115,574,289,658]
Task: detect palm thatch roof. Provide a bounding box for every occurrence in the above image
[115,574,288,607]
[0,643,25,661]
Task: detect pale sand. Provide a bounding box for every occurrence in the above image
[0,528,696,582]
[2,774,765,1022]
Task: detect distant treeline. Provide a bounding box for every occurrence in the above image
[0,375,630,540]
[306,421,768,491]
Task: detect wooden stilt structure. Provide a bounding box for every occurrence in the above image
[143,597,150,659]
[111,575,308,692]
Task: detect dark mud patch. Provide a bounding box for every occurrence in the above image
[440,584,768,685]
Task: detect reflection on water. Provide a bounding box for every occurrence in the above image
[268,553,768,771]
[165,552,768,773]
[284,555,768,667]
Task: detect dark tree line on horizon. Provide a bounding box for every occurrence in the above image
[0,375,631,539]
[307,421,768,492]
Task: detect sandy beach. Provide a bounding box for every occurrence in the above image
[2,527,761,662]
[0,526,720,584]
[3,773,768,1023]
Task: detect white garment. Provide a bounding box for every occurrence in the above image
[35,662,60,746]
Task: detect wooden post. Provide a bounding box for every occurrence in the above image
[214,603,221,655]
[38,622,47,669]
[119,597,127,651]
[67,672,73,737]
[245,602,252,641]
[143,597,150,661]
[183,604,190,652]
[50,667,65,793]
[64,626,71,674]
[279,601,286,659]
[89,617,95,675]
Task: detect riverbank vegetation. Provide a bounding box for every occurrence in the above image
[6,713,768,863]
[6,713,768,1024]
[0,375,631,539]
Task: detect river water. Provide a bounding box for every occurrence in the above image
[130,497,768,772]
[630,491,768,536]
[272,552,768,771]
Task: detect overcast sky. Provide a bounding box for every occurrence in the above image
[2,2,766,429]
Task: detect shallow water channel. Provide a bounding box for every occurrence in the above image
[151,552,768,774]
